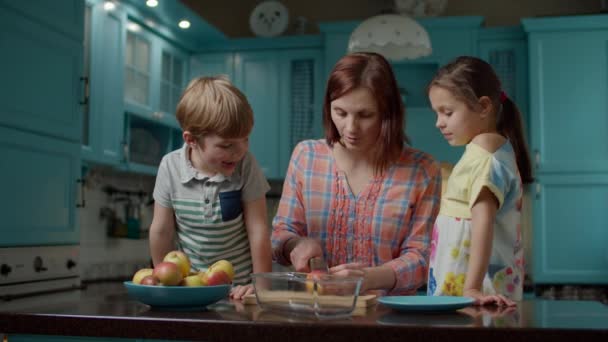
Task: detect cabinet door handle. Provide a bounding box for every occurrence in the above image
[79,76,89,105]
[76,178,86,208]
[534,149,540,169]
[535,183,541,199]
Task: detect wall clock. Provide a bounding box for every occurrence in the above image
[249,1,289,37]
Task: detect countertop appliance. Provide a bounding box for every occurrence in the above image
[0,245,81,300]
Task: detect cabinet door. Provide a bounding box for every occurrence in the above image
[478,36,528,129]
[82,2,125,165]
[234,51,280,179]
[528,30,608,173]
[159,45,187,115]
[0,0,83,41]
[0,7,83,142]
[190,52,235,80]
[533,175,608,283]
[0,127,80,246]
[124,22,153,110]
[278,49,323,177]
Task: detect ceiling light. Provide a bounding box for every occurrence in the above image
[146,0,158,8]
[348,14,431,61]
[103,1,116,11]
[178,20,191,29]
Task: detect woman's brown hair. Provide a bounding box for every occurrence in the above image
[323,52,408,174]
[428,56,533,183]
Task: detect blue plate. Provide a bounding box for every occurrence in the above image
[378,296,475,312]
[123,281,230,309]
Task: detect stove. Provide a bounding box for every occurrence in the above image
[0,245,81,300]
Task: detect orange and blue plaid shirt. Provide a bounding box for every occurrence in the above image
[272,140,441,295]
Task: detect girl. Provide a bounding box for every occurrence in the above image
[426,56,533,306]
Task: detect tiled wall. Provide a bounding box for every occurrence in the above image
[78,167,154,281]
[78,170,289,281]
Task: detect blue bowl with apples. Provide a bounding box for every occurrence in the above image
[124,281,231,309]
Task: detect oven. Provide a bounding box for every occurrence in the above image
[0,245,81,300]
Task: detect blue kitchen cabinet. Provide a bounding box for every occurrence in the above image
[523,15,608,284]
[0,2,83,246]
[234,50,282,178]
[0,126,80,246]
[190,51,235,80]
[82,0,126,166]
[121,17,186,174]
[478,26,529,130]
[278,49,325,171]
[0,0,83,41]
[0,5,83,143]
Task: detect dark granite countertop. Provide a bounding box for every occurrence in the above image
[1,282,607,342]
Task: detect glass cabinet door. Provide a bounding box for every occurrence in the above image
[160,50,184,114]
[124,22,150,106]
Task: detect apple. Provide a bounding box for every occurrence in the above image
[180,274,205,287]
[132,268,154,284]
[306,270,327,294]
[205,260,234,286]
[153,261,183,286]
[198,271,209,286]
[163,250,191,278]
[141,275,160,286]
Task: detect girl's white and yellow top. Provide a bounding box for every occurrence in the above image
[427,141,524,300]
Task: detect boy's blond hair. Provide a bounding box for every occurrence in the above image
[176,75,253,138]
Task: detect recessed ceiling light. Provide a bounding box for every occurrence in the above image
[103,1,116,11]
[178,20,191,29]
[146,0,158,7]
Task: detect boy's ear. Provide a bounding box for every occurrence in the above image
[183,131,196,145]
[478,96,493,119]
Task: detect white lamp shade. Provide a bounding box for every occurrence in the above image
[348,14,432,61]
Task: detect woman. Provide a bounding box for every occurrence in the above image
[271,52,441,295]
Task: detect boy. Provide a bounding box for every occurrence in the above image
[149,76,272,300]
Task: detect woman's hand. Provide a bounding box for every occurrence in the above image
[463,288,516,307]
[289,238,323,272]
[230,284,254,301]
[329,263,368,291]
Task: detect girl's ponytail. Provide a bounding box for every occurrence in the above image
[498,97,534,184]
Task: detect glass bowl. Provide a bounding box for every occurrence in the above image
[250,272,362,319]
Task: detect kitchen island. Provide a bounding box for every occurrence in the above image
[1,282,607,342]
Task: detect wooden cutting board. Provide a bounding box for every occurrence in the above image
[243,291,377,308]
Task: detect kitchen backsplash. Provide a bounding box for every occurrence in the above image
[78,169,288,281]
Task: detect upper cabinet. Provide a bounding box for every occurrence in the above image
[523,15,608,284]
[82,0,125,165]
[478,26,528,129]
[0,1,83,245]
[0,3,84,142]
[0,0,83,41]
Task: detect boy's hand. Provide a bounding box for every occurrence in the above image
[463,288,516,307]
[230,284,254,301]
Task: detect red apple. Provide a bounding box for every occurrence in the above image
[163,250,191,278]
[206,270,231,286]
[153,261,183,286]
[132,268,154,284]
[141,275,160,286]
[206,260,234,283]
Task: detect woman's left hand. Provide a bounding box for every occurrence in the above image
[230,284,254,301]
[329,262,368,291]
